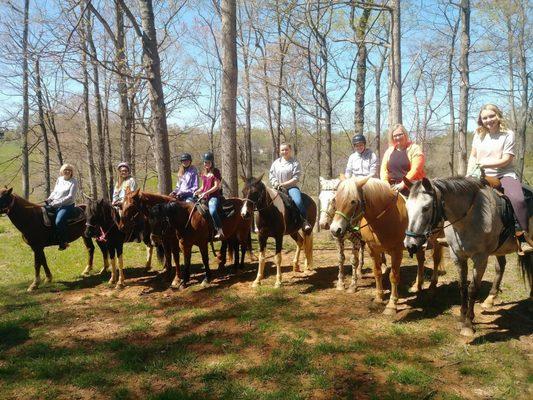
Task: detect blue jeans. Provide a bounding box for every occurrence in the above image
[55,204,76,243]
[181,195,195,203]
[208,197,222,230]
[288,187,306,217]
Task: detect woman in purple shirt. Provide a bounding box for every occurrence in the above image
[170,153,199,202]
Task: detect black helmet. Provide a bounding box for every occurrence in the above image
[180,153,192,162]
[351,134,366,145]
[202,152,214,162]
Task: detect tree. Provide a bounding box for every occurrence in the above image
[456,0,470,175]
[21,0,30,198]
[388,0,402,127]
[34,57,50,196]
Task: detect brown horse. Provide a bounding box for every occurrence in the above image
[330,177,443,314]
[0,187,96,291]
[147,197,252,288]
[240,176,316,288]
[119,189,180,281]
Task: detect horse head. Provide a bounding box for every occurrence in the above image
[240,174,265,220]
[85,199,114,238]
[329,176,370,238]
[119,188,142,232]
[0,187,14,214]
[318,177,341,230]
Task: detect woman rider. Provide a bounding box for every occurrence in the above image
[170,153,199,202]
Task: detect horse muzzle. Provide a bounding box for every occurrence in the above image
[329,220,346,238]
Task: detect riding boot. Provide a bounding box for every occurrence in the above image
[214,227,225,241]
[516,231,533,255]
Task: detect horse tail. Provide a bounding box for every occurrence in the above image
[518,252,533,294]
[156,244,165,265]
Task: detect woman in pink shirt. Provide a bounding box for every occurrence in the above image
[194,152,225,240]
[467,104,531,254]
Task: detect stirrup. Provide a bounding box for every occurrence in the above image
[516,233,533,255]
[436,237,449,248]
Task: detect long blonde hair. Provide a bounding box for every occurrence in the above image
[476,104,508,139]
[387,124,409,145]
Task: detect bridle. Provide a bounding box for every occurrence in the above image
[85,205,120,243]
[0,194,16,215]
[243,185,279,214]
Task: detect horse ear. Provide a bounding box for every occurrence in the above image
[255,174,264,183]
[422,177,433,193]
[132,188,140,198]
[319,176,325,186]
[403,177,413,189]
[356,175,371,189]
[339,173,346,181]
[7,187,13,195]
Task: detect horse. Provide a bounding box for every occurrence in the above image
[318,176,364,292]
[0,187,96,291]
[147,197,252,288]
[403,177,533,336]
[329,177,444,314]
[85,199,126,289]
[240,175,316,288]
[119,189,180,282]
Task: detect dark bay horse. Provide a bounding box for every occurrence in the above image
[85,199,126,288]
[240,176,316,288]
[0,187,95,291]
[119,189,180,281]
[330,177,443,314]
[404,177,533,336]
[148,197,252,288]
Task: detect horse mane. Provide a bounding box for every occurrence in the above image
[431,176,483,196]
[337,177,394,210]
[139,191,174,203]
[12,193,41,210]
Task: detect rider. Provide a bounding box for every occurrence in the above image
[170,153,199,202]
[46,163,79,250]
[112,162,137,207]
[467,103,532,254]
[345,134,378,178]
[269,142,312,233]
[380,124,426,197]
[194,152,225,240]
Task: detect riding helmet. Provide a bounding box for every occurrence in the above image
[351,134,366,145]
[180,153,192,162]
[202,152,214,162]
[117,161,131,171]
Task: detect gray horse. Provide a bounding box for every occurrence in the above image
[404,177,533,337]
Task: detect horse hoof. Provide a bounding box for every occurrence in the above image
[115,283,125,290]
[346,285,357,294]
[27,285,38,292]
[408,285,420,294]
[99,269,108,275]
[336,283,345,291]
[481,296,495,309]
[201,279,209,288]
[460,327,475,337]
[251,280,261,288]
[383,306,397,316]
[274,281,282,289]
[293,265,301,273]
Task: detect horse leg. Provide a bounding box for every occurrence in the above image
[274,236,283,288]
[429,242,443,292]
[347,238,361,293]
[336,238,346,291]
[461,255,488,337]
[482,256,506,309]
[290,232,303,272]
[303,232,314,271]
[371,250,385,304]
[239,240,246,270]
[410,249,426,293]
[97,242,109,275]
[384,250,402,315]
[200,244,211,287]
[81,236,95,276]
[357,240,364,279]
[115,244,125,289]
[454,257,469,330]
[171,241,184,290]
[28,248,44,291]
[144,245,153,271]
[42,252,52,283]
[231,240,240,270]
[252,235,267,288]
[108,248,118,285]
[218,240,227,269]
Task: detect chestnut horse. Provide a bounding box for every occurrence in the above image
[119,189,180,281]
[147,198,252,288]
[240,176,316,288]
[330,177,443,314]
[0,187,96,291]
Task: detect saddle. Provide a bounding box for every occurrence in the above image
[276,187,305,230]
[195,197,236,222]
[41,206,85,227]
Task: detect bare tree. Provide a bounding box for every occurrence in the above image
[456,0,470,175]
[21,0,30,198]
[388,0,402,126]
[34,57,50,196]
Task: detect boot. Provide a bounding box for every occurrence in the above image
[436,237,449,247]
[516,231,533,255]
[301,219,312,233]
[214,228,225,241]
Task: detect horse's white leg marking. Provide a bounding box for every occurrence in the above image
[347,238,360,293]
[384,251,402,315]
[145,245,153,270]
[292,239,302,272]
[274,252,282,288]
[108,257,117,285]
[336,238,346,291]
[98,256,110,275]
[116,254,125,289]
[252,251,266,288]
[304,233,313,270]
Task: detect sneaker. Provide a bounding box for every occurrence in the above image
[436,237,449,247]
[302,221,312,233]
[214,229,225,241]
[58,242,69,251]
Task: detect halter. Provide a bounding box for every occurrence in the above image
[86,206,120,243]
[0,194,16,215]
[243,187,279,213]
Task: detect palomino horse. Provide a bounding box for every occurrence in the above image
[85,199,126,289]
[318,176,364,292]
[330,177,443,314]
[0,187,96,291]
[404,177,533,336]
[240,176,316,288]
[147,198,252,288]
[119,189,180,281]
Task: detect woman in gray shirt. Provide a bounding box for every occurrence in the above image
[269,143,312,232]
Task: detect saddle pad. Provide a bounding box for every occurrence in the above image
[41,206,85,227]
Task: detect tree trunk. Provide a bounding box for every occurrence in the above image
[102,68,114,194]
[116,0,132,165]
[352,6,371,135]
[21,0,30,199]
[515,0,528,180]
[324,107,333,179]
[243,53,253,178]
[86,6,109,200]
[137,0,172,194]
[457,0,470,175]
[80,14,98,199]
[42,84,64,165]
[375,65,383,161]
[35,57,50,197]
[388,0,402,127]
[220,0,238,196]
[447,16,459,175]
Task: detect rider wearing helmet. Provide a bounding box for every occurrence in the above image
[345,134,378,178]
[112,162,137,207]
[170,152,199,203]
[194,152,225,240]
